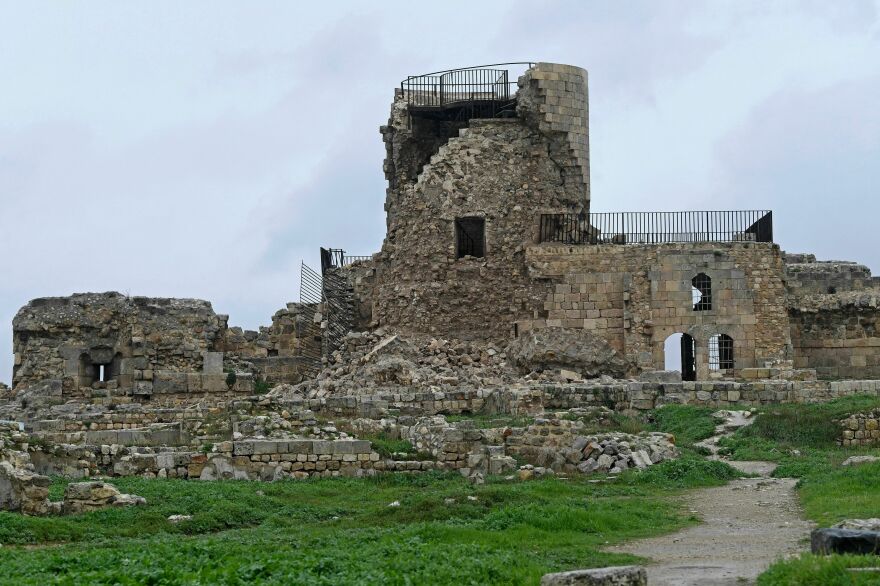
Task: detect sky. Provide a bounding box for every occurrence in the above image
[1,1,879,383]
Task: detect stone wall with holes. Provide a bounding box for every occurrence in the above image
[790,292,880,379]
[11,293,319,400]
[12,293,229,395]
[370,62,589,341]
[520,242,791,378]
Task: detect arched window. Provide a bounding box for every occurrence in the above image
[709,334,734,370]
[692,273,712,311]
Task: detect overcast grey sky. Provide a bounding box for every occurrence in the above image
[1,1,879,383]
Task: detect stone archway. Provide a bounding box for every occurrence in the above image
[664,333,696,381]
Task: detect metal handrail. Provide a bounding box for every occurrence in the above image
[539,210,774,245]
[401,62,535,111]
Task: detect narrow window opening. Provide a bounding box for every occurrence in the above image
[709,334,734,370]
[692,273,712,311]
[455,217,485,259]
[99,364,106,382]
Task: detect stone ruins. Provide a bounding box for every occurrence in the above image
[2,62,880,512]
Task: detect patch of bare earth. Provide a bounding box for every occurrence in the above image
[607,411,815,585]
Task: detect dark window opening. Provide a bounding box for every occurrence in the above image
[456,217,485,259]
[692,273,712,311]
[709,334,734,370]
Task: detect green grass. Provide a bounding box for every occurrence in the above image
[444,414,535,429]
[759,554,880,585]
[716,395,880,583]
[0,459,736,585]
[648,404,719,448]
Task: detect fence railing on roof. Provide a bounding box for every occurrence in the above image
[319,248,372,275]
[539,210,773,245]
[401,62,535,113]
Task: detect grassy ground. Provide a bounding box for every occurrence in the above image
[0,406,736,585]
[712,395,880,585]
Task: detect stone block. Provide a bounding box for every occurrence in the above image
[202,352,224,374]
[540,566,647,585]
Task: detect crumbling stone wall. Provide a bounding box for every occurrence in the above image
[523,242,791,377]
[785,253,879,296]
[790,292,880,379]
[371,62,589,341]
[12,293,319,401]
[13,293,226,394]
[839,409,880,447]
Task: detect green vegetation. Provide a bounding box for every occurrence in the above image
[561,410,645,435]
[0,458,737,585]
[253,378,271,395]
[648,404,719,448]
[357,432,434,461]
[716,396,880,584]
[444,413,535,429]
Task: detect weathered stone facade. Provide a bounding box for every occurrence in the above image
[346,61,880,381]
[11,293,320,403]
[371,63,589,341]
[522,242,791,378]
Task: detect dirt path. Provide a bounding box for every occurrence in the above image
[606,411,814,585]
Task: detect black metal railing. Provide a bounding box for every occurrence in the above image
[539,210,773,245]
[401,62,535,111]
[298,262,323,375]
[320,247,372,275]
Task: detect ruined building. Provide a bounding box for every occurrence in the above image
[7,62,880,405]
[2,62,880,494]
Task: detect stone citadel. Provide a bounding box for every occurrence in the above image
[2,62,879,512]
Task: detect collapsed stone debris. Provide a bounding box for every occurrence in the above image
[2,61,880,507]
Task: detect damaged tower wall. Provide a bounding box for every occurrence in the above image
[372,63,590,340]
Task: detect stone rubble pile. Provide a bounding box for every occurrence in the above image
[61,481,146,514]
[279,330,575,399]
[233,409,351,441]
[0,422,145,516]
[505,417,677,475]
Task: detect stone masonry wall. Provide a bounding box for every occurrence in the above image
[522,242,790,377]
[13,293,226,394]
[839,409,880,447]
[372,62,589,342]
[790,292,880,379]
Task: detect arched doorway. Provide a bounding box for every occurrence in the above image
[664,333,697,381]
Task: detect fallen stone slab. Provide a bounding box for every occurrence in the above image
[841,455,880,467]
[811,528,880,555]
[834,519,880,532]
[61,481,146,514]
[540,565,647,585]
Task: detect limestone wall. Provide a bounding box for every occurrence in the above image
[13,293,227,394]
[839,409,880,447]
[523,242,790,377]
[372,62,589,341]
[790,292,880,379]
[11,293,318,399]
[785,254,878,296]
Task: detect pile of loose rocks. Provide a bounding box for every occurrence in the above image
[505,417,677,475]
[0,422,145,516]
[281,330,575,399]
